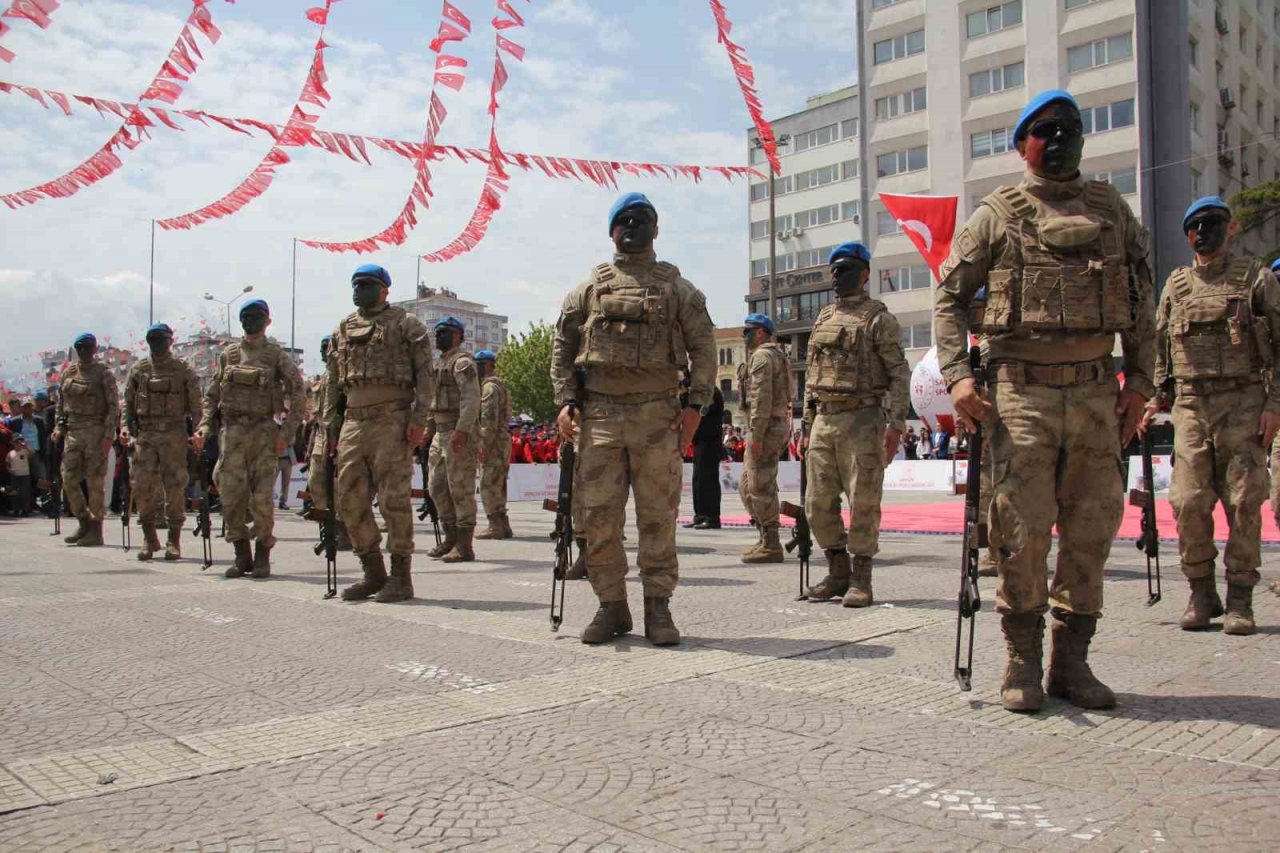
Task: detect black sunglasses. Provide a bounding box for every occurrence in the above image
[1026,118,1082,140]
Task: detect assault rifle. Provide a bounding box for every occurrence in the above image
[321,435,337,599]
[119,446,132,552]
[1128,428,1161,607]
[954,347,986,692]
[544,433,575,632]
[48,435,63,537]
[194,455,214,569]
[779,431,812,601]
[416,442,442,546]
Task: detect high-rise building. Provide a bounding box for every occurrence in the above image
[394,286,510,355]
[172,334,304,394]
[746,0,1280,384]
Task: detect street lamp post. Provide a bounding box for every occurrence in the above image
[752,134,790,324]
[204,286,254,337]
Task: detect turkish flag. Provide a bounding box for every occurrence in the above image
[878,193,958,282]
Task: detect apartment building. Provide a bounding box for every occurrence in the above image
[746,0,1280,383]
[393,286,509,355]
[714,326,747,423]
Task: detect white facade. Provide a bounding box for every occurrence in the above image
[394,287,509,355]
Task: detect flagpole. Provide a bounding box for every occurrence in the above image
[149,219,156,324]
[291,238,297,355]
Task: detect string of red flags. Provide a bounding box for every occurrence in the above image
[157,1,340,232]
[300,0,473,254]
[0,0,230,210]
[0,0,62,64]
[708,0,779,175]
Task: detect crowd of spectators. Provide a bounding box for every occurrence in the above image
[2,390,58,516]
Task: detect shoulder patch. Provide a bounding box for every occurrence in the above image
[1084,180,1119,213]
[592,263,616,284]
[654,261,679,282]
[1170,267,1195,302]
[985,186,1035,221]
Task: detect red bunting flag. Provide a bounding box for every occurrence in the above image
[707,0,779,175]
[441,0,471,32]
[877,193,959,281]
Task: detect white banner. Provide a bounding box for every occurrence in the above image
[1125,454,1172,493]
[882,459,958,492]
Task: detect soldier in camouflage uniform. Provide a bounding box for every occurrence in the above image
[803,242,910,606]
[1146,198,1280,636]
[196,300,305,578]
[551,192,717,646]
[737,312,793,564]
[123,323,202,561]
[934,90,1156,713]
[474,349,513,540]
[327,264,435,603]
[425,318,481,562]
[53,332,120,548]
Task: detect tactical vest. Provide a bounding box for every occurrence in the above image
[807,300,891,395]
[579,261,683,370]
[739,342,793,417]
[978,182,1133,334]
[216,341,280,419]
[432,350,474,417]
[1167,258,1268,381]
[482,376,512,425]
[133,357,190,425]
[61,362,109,420]
[333,307,415,389]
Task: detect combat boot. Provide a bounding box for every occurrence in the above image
[225,540,252,578]
[428,523,457,559]
[739,523,765,562]
[475,514,503,540]
[842,555,874,608]
[374,554,414,602]
[581,600,632,644]
[1179,575,1224,630]
[442,526,475,563]
[1222,584,1257,636]
[64,516,90,545]
[743,526,784,564]
[164,526,182,561]
[75,519,104,548]
[342,551,387,600]
[251,540,271,578]
[137,523,162,562]
[807,549,851,600]
[565,537,588,580]
[1045,609,1116,710]
[335,521,353,552]
[498,514,513,539]
[1000,613,1044,713]
[977,547,998,578]
[644,597,681,646]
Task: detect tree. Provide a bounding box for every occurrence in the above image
[1230,180,1280,248]
[495,322,557,423]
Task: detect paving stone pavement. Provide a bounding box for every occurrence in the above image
[1,494,1278,851]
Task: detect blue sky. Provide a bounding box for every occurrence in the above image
[0,0,854,380]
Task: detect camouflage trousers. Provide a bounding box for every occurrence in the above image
[214,420,277,545]
[739,417,789,528]
[805,406,886,556]
[429,428,478,530]
[132,429,189,527]
[336,409,414,556]
[62,425,108,521]
[989,377,1123,616]
[307,451,330,512]
[1170,386,1267,588]
[580,397,682,602]
[478,435,511,518]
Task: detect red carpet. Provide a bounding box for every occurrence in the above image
[684,499,1280,544]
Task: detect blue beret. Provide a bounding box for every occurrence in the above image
[239,298,270,317]
[1013,89,1079,142]
[474,349,496,362]
[743,312,774,335]
[73,332,96,346]
[608,192,656,234]
[34,390,48,401]
[435,316,465,333]
[1271,258,1280,274]
[146,323,174,337]
[351,263,392,288]
[1181,196,1231,231]
[321,334,332,345]
[829,242,871,265]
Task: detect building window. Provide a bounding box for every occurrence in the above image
[841,159,859,180]
[1090,166,1138,196]
[871,0,904,8]
[1065,0,1101,7]
[876,145,928,177]
[794,163,841,191]
[1190,101,1201,135]
[967,0,1022,39]
[1067,32,1133,73]
[750,215,793,241]
[968,61,1025,98]
[794,202,858,229]
[899,322,933,350]
[1192,168,1202,196]
[1080,98,1136,135]
[797,290,833,321]
[749,182,768,203]
[874,86,928,120]
[749,146,766,165]
[841,118,859,139]
[796,245,839,268]
[751,259,768,277]
[970,127,1014,159]
[1189,36,1199,67]
[794,123,839,153]
[841,200,860,221]
[877,210,902,236]
[880,265,932,292]
[873,29,925,64]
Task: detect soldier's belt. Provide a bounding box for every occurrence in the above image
[221,413,275,425]
[344,400,411,421]
[586,390,678,405]
[990,358,1113,387]
[814,396,882,414]
[136,418,187,433]
[1174,376,1262,396]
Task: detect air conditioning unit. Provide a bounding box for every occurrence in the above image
[776,230,789,240]
[1220,88,1236,109]
[792,226,805,236]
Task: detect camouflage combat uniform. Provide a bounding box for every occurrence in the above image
[201,337,304,575]
[56,357,120,545]
[551,249,716,644]
[427,347,480,559]
[935,171,1156,710]
[124,353,201,561]
[1157,255,1280,634]
[803,294,909,605]
[476,373,513,538]
[306,374,331,512]
[737,338,792,562]
[327,303,434,602]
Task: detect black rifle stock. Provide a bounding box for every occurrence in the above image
[48,435,63,537]
[195,455,213,569]
[1128,429,1161,606]
[119,447,131,552]
[416,441,442,546]
[779,439,812,601]
[544,435,575,632]
[954,347,986,692]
